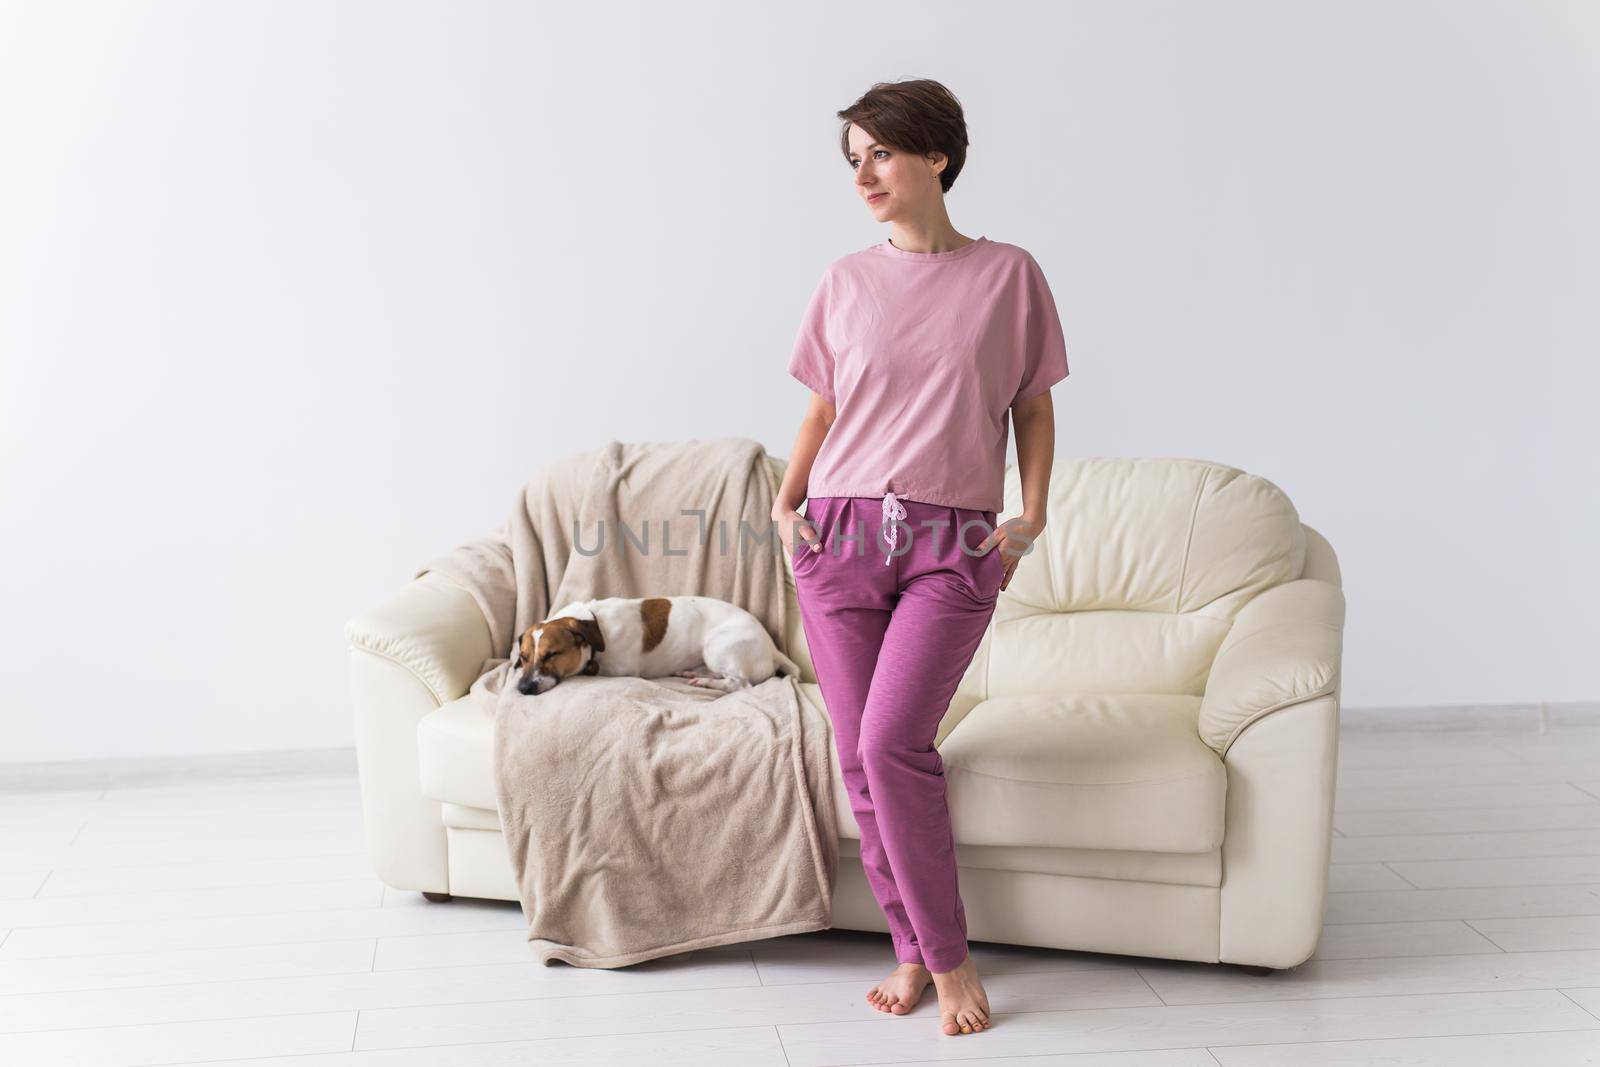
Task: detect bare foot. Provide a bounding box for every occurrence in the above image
[865,961,932,1015]
[931,952,991,1035]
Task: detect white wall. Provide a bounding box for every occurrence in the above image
[2,1,1595,763]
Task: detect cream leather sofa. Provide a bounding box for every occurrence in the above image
[346,456,1345,972]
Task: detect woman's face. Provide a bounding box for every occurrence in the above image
[847,124,941,221]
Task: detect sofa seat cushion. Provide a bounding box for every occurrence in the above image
[417,693,497,811]
[937,693,1225,854]
[419,685,1224,857]
[416,682,834,814]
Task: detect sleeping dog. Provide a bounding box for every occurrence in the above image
[514,595,803,696]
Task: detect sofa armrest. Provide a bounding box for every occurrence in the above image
[344,571,495,704]
[1218,690,1340,967]
[344,571,494,894]
[1198,579,1345,756]
[1207,578,1344,966]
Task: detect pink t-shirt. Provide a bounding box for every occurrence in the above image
[787,235,1069,513]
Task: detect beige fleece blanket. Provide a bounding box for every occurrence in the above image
[414,437,838,967]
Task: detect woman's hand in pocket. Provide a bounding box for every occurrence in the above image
[777,508,821,559]
[978,513,1045,592]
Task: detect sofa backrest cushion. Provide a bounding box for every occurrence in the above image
[770,455,1305,700]
[979,457,1305,699]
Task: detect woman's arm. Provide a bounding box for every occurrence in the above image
[773,393,836,550]
[990,390,1055,588]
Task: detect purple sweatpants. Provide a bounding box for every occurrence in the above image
[790,493,1004,973]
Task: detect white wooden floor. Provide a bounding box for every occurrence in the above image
[5,716,1600,1065]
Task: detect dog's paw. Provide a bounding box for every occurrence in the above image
[677,664,719,680]
[688,675,745,694]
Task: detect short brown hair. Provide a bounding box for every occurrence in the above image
[837,79,970,194]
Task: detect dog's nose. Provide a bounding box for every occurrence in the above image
[518,672,554,696]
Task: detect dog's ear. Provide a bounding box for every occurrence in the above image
[576,616,605,653]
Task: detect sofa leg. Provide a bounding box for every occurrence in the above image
[422,891,453,903]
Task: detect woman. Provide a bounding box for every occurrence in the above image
[774,79,1070,1038]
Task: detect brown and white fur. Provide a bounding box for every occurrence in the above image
[514,595,803,697]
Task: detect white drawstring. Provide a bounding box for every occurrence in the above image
[881,491,906,565]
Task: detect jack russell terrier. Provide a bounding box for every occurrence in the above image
[514,595,803,697]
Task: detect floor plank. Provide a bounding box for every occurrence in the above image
[777,990,1594,1065]
[351,967,1161,1051]
[1211,1029,1600,1066]
[0,1011,356,1067]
